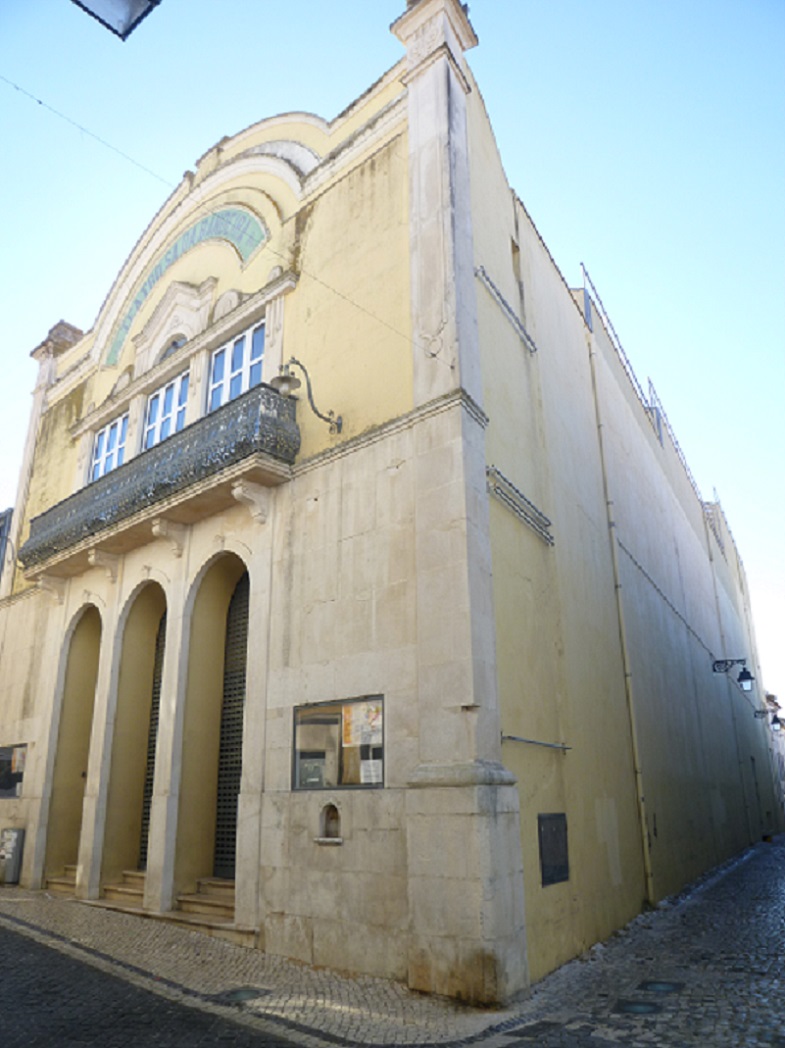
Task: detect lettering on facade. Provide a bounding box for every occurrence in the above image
[106,208,267,365]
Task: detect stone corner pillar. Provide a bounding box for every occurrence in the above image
[405,760,529,1004]
[391,0,483,408]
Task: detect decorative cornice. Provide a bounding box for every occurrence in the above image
[303,97,407,199]
[292,388,486,478]
[407,760,517,789]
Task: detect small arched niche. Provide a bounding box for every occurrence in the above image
[317,803,342,844]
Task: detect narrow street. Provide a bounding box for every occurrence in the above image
[1,837,784,1047]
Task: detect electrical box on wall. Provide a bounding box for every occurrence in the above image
[0,827,25,884]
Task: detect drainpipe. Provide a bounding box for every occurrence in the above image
[586,332,656,906]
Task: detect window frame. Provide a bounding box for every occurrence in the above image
[207,320,265,413]
[90,413,129,481]
[0,744,26,799]
[292,695,384,791]
[142,369,190,450]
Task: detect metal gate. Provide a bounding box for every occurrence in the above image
[139,611,166,869]
[213,572,249,879]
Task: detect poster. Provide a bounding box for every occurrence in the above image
[342,699,382,748]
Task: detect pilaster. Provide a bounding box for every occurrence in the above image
[143,544,192,912]
[393,2,528,1002]
[76,586,123,899]
[392,0,482,408]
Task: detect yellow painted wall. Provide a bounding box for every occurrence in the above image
[45,605,101,875]
[283,134,412,456]
[102,582,166,883]
[466,76,646,980]
[175,553,246,893]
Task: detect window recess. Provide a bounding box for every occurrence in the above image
[293,696,383,789]
[143,370,189,449]
[0,744,26,799]
[91,414,129,481]
[208,321,265,412]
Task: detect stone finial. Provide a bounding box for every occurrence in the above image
[392,0,478,71]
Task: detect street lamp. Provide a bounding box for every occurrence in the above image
[70,0,162,40]
[270,357,343,435]
[712,658,755,692]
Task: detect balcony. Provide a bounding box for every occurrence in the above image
[20,384,300,577]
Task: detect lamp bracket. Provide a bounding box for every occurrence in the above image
[279,357,342,434]
[712,658,746,674]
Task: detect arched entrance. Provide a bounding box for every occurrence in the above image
[175,555,249,898]
[101,583,167,890]
[214,571,249,878]
[45,605,102,883]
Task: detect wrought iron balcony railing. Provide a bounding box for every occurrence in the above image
[20,384,300,570]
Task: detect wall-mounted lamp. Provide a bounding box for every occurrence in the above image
[270,357,343,435]
[70,0,162,39]
[712,658,755,692]
[772,715,782,732]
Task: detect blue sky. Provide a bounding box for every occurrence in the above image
[0,0,783,696]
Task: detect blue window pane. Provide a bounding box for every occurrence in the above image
[106,425,118,453]
[249,361,262,387]
[94,431,105,461]
[163,384,174,416]
[210,386,223,412]
[147,394,160,427]
[251,324,265,361]
[211,349,225,384]
[231,337,245,373]
[160,417,171,441]
[178,374,189,405]
[229,373,242,400]
[119,415,128,444]
[175,405,186,432]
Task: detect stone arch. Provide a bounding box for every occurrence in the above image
[175,551,250,895]
[101,581,167,886]
[44,603,102,880]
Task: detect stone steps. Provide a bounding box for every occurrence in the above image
[46,864,77,896]
[102,869,146,906]
[176,878,235,922]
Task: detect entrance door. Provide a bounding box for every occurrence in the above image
[213,572,249,878]
[139,610,166,869]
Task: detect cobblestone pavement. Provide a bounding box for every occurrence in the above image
[0,837,784,1047]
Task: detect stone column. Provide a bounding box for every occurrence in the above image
[392,0,528,1004]
[76,584,123,900]
[234,512,274,933]
[144,547,192,913]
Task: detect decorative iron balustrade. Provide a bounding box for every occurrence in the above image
[20,384,300,568]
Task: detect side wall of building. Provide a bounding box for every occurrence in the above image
[464,68,782,982]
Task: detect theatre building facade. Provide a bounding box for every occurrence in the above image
[0,0,780,1004]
